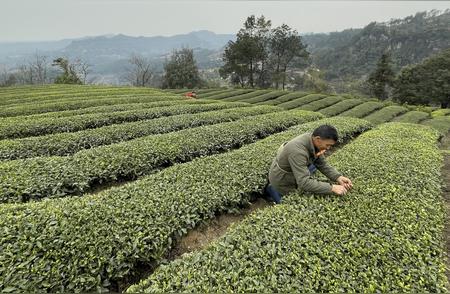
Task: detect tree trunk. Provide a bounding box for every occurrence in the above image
[249,60,254,88]
[282,65,287,90]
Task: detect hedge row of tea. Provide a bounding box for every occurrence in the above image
[0,110,321,203]
[129,123,447,293]
[0,116,370,292]
[0,105,281,160]
[0,100,246,139]
[180,89,449,133]
[0,92,181,117]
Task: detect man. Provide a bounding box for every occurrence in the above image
[266,125,352,204]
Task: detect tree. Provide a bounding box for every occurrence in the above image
[293,67,332,93]
[220,15,271,88]
[75,59,91,84]
[393,48,450,108]
[162,48,201,89]
[0,66,17,87]
[269,24,309,90]
[31,53,48,84]
[52,57,83,84]
[125,54,153,87]
[366,53,395,100]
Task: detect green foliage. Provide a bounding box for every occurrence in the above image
[220,15,272,88]
[0,87,159,106]
[393,48,450,108]
[0,105,281,161]
[0,94,180,117]
[220,90,271,102]
[0,100,234,139]
[130,123,446,293]
[13,99,185,120]
[298,96,344,112]
[339,101,384,118]
[162,48,202,89]
[319,99,364,116]
[393,111,430,123]
[421,116,450,134]
[239,90,287,104]
[362,105,408,124]
[294,67,332,93]
[269,23,309,90]
[432,108,450,117]
[277,93,327,110]
[366,53,395,100]
[199,89,231,98]
[52,57,83,85]
[257,91,309,105]
[202,89,254,100]
[221,15,308,89]
[0,116,368,292]
[0,110,322,203]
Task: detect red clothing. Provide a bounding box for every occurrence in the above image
[185,92,197,98]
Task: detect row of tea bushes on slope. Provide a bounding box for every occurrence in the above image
[238,91,288,104]
[0,101,242,139]
[3,99,189,121]
[129,123,446,293]
[431,109,450,117]
[277,94,327,109]
[393,110,430,124]
[257,91,310,105]
[0,94,180,117]
[0,110,322,203]
[0,105,281,160]
[319,99,364,116]
[201,89,253,100]
[422,116,450,135]
[196,89,231,98]
[362,105,408,125]
[0,116,370,292]
[0,89,164,107]
[220,90,271,102]
[298,96,345,112]
[339,101,385,118]
[0,86,159,104]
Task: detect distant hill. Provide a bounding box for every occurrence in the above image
[1,10,449,85]
[302,10,450,80]
[62,30,235,57]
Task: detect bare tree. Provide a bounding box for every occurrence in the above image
[31,53,48,84]
[125,54,153,87]
[70,58,91,84]
[17,63,33,84]
[0,65,17,87]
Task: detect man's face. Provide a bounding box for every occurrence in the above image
[312,136,336,152]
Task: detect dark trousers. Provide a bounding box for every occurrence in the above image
[266,164,317,204]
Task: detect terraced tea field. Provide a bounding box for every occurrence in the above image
[1,85,449,292]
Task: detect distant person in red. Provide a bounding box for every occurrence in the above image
[185,90,197,99]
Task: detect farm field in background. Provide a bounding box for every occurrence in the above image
[0,85,449,292]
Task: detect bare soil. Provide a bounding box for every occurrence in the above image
[168,198,270,259]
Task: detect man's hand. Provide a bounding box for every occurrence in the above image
[337,176,353,190]
[332,184,347,195]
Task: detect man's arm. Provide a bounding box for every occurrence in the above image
[314,155,342,182]
[288,152,333,194]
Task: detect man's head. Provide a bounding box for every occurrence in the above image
[312,125,338,151]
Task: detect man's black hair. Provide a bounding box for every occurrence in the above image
[312,125,338,141]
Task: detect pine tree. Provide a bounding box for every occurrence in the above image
[366,53,395,100]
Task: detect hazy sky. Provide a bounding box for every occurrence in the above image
[1,0,450,42]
